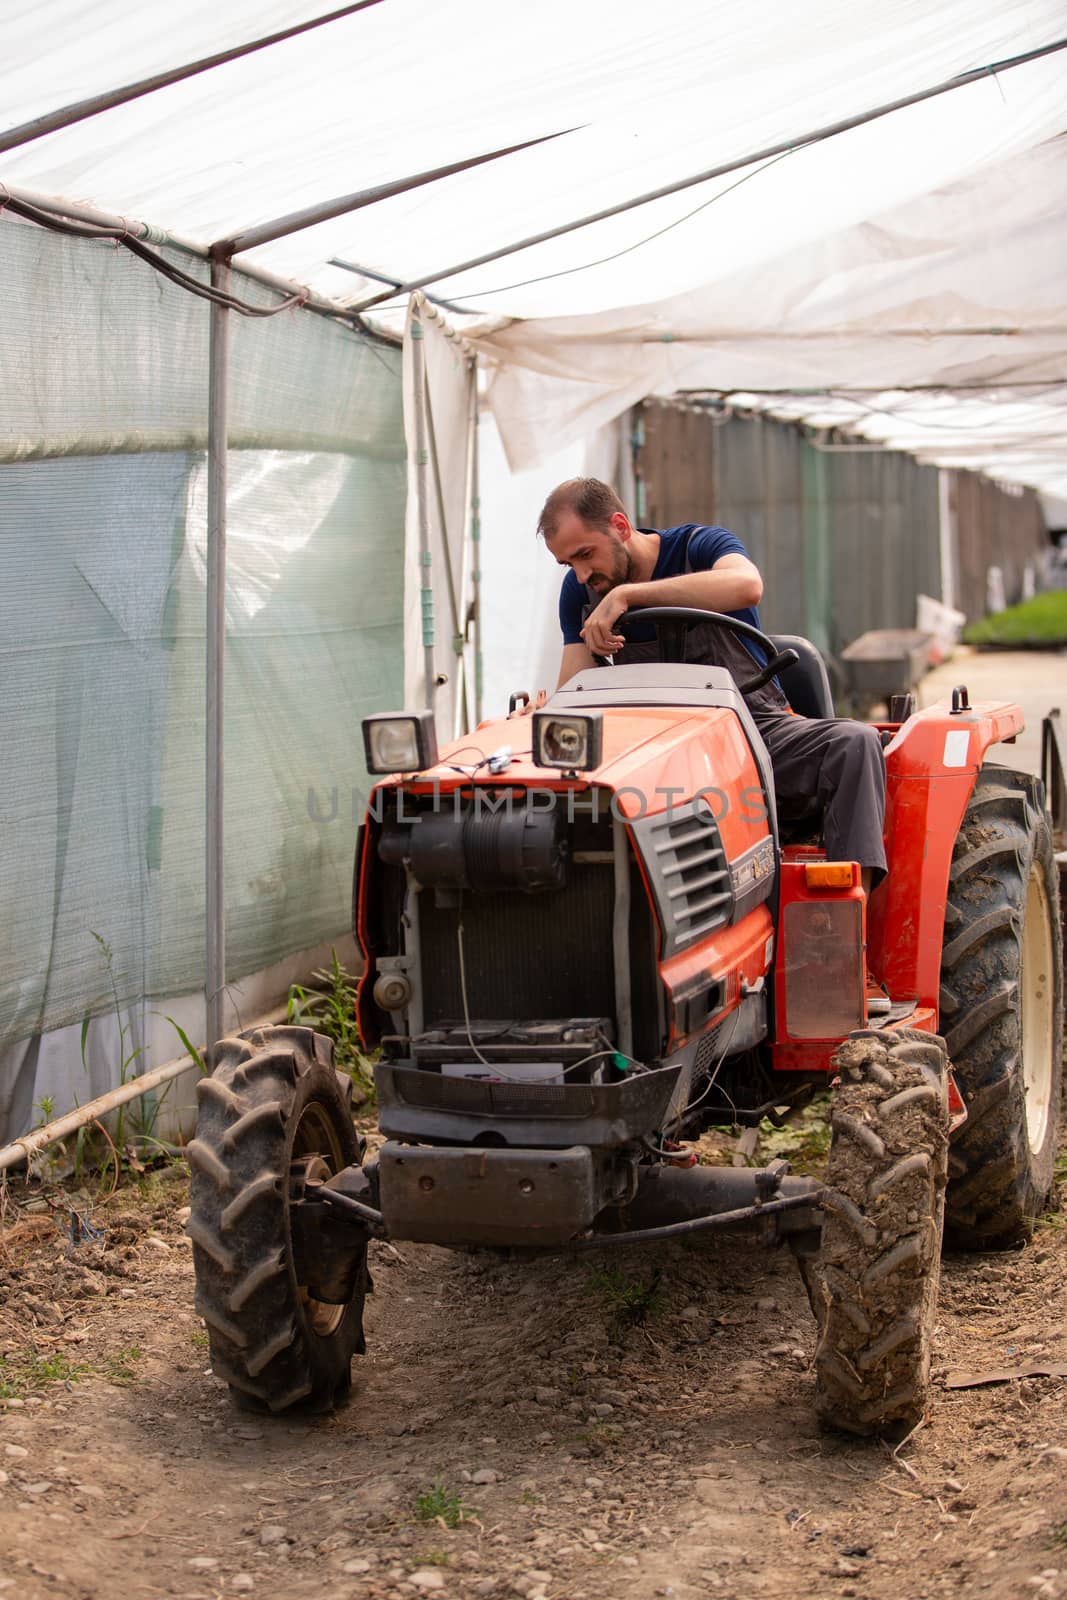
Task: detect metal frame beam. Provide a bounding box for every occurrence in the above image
[217,130,575,256]
[0,0,386,155]
[350,34,1067,312]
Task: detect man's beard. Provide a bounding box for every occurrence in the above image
[589,540,632,592]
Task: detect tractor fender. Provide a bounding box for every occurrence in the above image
[867,698,1025,1010]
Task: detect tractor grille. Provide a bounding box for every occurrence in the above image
[633,803,733,957]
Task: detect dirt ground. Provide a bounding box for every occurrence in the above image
[2,1114,1065,1600]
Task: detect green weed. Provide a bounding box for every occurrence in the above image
[156,1015,208,1076]
[82,931,168,1169]
[0,1349,91,1398]
[414,1480,470,1529]
[757,1094,833,1176]
[1050,1520,1067,1550]
[287,949,375,1103]
[100,1346,141,1387]
[589,1265,663,1327]
[418,1551,453,1567]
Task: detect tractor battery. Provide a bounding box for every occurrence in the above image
[442,1060,568,1085]
[377,1140,605,1247]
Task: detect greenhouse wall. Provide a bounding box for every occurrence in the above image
[0,217,406,1144]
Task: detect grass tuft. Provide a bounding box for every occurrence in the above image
[588,1265,663,1327]
[287,950,376,1104]
[0,1344,145,1398]
[414,1479,470,1529]
[0,1349,91,1398]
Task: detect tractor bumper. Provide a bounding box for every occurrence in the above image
[377,1141,620,1247]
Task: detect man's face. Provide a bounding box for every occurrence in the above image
[546,510,632,593]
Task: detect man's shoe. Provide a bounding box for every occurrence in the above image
[866,973,892,1017]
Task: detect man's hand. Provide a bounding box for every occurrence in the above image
[580,585,632,656]
[508,688,548,719]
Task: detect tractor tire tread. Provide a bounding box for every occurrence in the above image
[812,1028,949,1439]
[939,767,1063,1248]
[188,1026,367,1415]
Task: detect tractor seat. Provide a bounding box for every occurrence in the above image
[769,634,835,720]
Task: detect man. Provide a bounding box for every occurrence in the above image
[538,477,888,900]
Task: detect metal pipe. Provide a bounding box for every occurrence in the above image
[468,363,483,726]
[351,35,1067,312]
[571,1189,824,1249]
[205,259,231,1054]
[454,358,477,736]
[0,1004,289,1173]
[316,1185,386,1233]
[329,258,468,314]
[0,183,400,346]
[612,820,634,1059]
[219,131,575,256]
[626,1164,821,1227]
[424,372,462,651]
[0,0,387,155]
[407,303,436,708]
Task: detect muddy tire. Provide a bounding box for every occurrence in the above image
[940,767,1064,1248]
[187,1025,367,1414]
[813,1028,949,1439]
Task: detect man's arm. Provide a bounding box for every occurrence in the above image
[580,553,762,657]
[557,640,596,689]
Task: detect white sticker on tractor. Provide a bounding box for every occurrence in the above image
[943,730,971,768]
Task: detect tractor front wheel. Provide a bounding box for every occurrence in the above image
[187,1025,367,1413]
[940,767,1064,1247]
[812,1027,949,1438]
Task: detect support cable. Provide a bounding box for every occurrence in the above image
[0,189,304,316]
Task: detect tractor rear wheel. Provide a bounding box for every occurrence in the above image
[187,1025,367,1414]
[813,1028,949,1438]
[940,767,1064,1248]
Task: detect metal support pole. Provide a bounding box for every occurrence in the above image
[469,361,484,726]
[206,258,232,1053]
[408,304,436,708]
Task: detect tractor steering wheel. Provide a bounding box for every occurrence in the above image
[619,606,799,697]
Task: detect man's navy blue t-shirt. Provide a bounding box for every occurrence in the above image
[558,523,766,664]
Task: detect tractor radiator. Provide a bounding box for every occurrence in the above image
[419,862,616,1024]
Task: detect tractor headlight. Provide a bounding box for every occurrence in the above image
[362,711,438,775]
[532,711,603,771]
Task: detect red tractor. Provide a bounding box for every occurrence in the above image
[188,610,1064,1437]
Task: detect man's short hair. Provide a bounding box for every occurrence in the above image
[537,477,627,541]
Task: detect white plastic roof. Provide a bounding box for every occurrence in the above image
[4,0,1067,492]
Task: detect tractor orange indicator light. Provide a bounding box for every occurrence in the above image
[804,863,855,890]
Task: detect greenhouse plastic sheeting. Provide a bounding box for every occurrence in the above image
[0,217,405,1083]
[473,131,1067,493]
[3,1,1066,492]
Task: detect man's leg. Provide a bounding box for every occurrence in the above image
[751,712,888,886]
